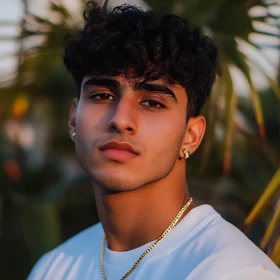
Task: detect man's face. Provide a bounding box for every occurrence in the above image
[70,75,188,191]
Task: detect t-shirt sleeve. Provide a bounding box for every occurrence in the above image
[221,265,280,280]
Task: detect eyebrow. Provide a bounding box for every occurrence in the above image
[135,82,177,102]
[82,77,121,91]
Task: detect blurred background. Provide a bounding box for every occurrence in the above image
[0,0,279,279]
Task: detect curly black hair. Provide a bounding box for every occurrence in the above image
[63,1,218,119]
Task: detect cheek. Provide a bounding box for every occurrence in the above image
[75,103,106,136]
[142,113,186,155]
[74,104,103,162]
[146,110,185,136]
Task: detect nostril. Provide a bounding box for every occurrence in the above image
[110,125,118,132]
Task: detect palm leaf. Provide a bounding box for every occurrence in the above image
[223,65,236,175]
[241,40,280,102]
[249,82,266,139]
[271,235,280,266]
[200,78,223,173]
[218,37,266,139]
[260,200,280,250]
[244,167,280,227]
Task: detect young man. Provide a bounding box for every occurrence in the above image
[28,2,280,280]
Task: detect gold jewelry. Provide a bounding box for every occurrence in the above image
[100,197,193,280]
[71,132,76,142]
[183,148,190,159]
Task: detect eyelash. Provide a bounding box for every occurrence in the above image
[90,93,114,101]
[89,93,165,109]
[141,100,165,109]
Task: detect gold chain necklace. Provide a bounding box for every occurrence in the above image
[100,197,193,280]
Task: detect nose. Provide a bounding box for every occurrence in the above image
[107,96,137,134]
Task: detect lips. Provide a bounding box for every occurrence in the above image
[99,141,139,161]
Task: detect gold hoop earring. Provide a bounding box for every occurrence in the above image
[71,132,76,142]
[183,148,190,159]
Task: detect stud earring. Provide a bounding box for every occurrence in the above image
[183,148,190,159]
[71,132,76,142]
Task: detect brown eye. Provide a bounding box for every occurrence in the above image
[91,93,114,100]
[142,100,164,108]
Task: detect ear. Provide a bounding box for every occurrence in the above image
[68,98,78,136]
[180,116,206,158]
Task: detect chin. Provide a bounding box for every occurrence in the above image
[90,169,142,192]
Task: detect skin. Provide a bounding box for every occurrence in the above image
[68,74,206,251]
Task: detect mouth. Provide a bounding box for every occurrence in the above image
[99,141,139,161]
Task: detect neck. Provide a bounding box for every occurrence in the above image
[93,164,195,252]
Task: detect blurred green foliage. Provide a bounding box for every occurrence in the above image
[0,0,279,279]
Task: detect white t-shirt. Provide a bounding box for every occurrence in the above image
[27,205,280,280]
